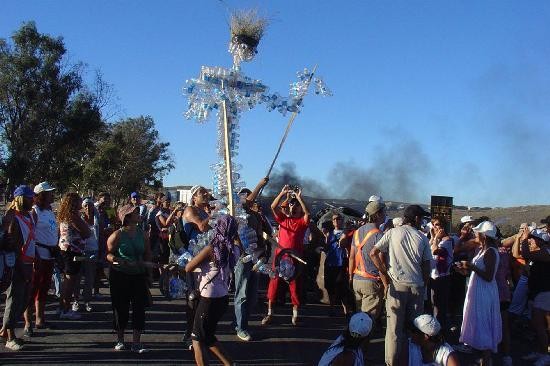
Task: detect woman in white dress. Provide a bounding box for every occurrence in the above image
[458,221,502,366]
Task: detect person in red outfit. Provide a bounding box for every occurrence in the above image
[262,185,310,326]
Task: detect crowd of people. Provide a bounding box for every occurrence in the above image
[0,181,549,366]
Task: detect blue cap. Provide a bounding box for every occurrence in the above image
[14,185,35,198]
[130,192,140,198]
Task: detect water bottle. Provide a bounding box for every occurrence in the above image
[257,263,276,278]
[241,254,253,263]
[177,251,194,267]
[169,276,180,299]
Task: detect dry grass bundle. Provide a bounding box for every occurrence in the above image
[229,9,268,44]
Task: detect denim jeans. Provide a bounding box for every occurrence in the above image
[234,260,258,332]
[52,265,62,297]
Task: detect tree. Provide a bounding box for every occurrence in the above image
[0,22,106,191]
[82,116,174,204]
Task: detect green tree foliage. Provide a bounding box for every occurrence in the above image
[0,22,105,191]
[82,116,174,203]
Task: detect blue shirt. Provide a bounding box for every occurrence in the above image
[325,230,345,267]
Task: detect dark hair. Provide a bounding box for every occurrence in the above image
[98,192,110,199]
[432,215,447,228]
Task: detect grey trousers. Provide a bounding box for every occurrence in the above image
[385,282,424,366]
[2,262,32,330]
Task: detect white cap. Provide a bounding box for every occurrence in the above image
[460,215,475,224]
[413,314,441,336]
[368,195,383,203]
[392,217,403,227]
[190,185,203,197]
[472,221,497,239]
[34,181,56,194]
[349,312,373,338]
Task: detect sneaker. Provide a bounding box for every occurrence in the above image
[72,301,80,312]
[502,355,513,366]
[534,354,550,366]
[261,314,272,325]
[523,352,543,361]
[291,315,300,326]
[236,329,252,341]
[5,338,24,351]
[59,310,82,320]
[85,302,93,312]
[23,327,33,338]
[114,342,126,351]
[453,343,474,354]
[183,338,193,351]
[131,343,149,354]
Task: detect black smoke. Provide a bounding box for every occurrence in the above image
[265,137,432,202]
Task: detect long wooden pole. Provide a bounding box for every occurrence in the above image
[221,80,235,215]
[265,64,318,178]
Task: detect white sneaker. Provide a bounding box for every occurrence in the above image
[114,342,126,351]
[534,354,550,366]
[72,301,80,312]
[4,339,24,351]
[502,355,513,366]
[60,310,82,320]
[85,302,93,312]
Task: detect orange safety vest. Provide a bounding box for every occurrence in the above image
[353,227,380,280]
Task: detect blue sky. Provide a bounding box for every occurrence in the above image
[3,1,550,207]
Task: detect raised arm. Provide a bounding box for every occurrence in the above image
[271,185,289,218]
[294,188,310,223]
[246,177,269,204]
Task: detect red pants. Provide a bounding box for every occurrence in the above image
[30,259,55,303]
[267,275,302,307]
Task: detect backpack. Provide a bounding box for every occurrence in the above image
[168,219,189,255]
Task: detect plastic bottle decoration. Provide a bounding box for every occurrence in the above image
[183,9,331,224]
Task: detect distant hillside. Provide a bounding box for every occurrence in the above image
[260,196,550,237]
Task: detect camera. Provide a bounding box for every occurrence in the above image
[287,185,300,193]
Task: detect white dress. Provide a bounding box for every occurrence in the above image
[459,247,502,352]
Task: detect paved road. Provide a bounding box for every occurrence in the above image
[0,278,536,365]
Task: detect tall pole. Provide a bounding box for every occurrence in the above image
[221,81,235,216]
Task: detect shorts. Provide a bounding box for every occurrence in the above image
[533,291,550,312]
[191,295,229,346]
[62,249,82,275]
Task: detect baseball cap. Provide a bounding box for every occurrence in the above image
[238,187,252,196]
[14,185,34,198]
[403,205,430,220]
[366,201,386,216]
[118,204,138,223]
[34,181,56,194]
[472,221,497,239]
[540,215,550,225]
[130,192,140,199]
[413,314,441,336]
[368,195,383,203]
[349,312,373,338]
[460,215,475,224]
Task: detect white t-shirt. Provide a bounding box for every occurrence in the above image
[33,206,59,259]
[375,225,432,287]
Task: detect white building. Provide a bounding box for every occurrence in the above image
[165,185,194,204]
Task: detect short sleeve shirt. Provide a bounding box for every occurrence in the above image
[275,212,309,254]
[375,225,431,287]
